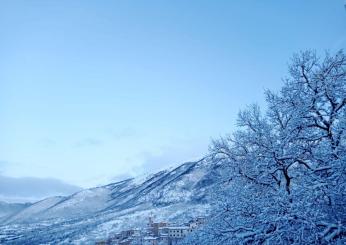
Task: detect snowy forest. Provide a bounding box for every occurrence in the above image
[182,50,346,244]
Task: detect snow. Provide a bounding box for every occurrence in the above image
[0,159,214,244]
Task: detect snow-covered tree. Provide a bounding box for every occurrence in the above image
[182,50,346,244]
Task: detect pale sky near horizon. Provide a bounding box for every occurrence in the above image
[0,1,345,200]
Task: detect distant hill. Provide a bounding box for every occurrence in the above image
[0,201,31,222]
[0,157,224,244]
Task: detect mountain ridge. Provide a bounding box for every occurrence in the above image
[0,157,222,244]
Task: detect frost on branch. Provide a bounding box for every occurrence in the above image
[183,50,346,244]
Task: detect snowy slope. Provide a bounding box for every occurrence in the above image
[0,158,223,244]
[5,196,65,224]
[0,201,31,222]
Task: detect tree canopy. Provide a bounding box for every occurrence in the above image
[182,50,346,244]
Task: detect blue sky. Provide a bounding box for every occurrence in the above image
[0,1,345,196]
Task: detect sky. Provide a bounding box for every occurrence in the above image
[0,1,345,202]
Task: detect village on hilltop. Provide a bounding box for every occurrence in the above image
[96,216,206,245]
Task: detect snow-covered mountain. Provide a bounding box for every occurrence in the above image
[0,158,223,244]
[0,201,31,222]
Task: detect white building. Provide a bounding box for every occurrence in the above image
[167,226,192,239]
